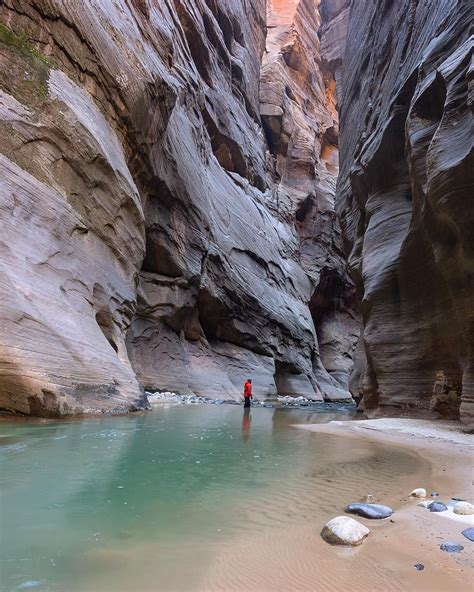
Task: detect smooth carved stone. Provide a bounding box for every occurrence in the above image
[345,503,393,519]
[336,0,473,427]
[0,0,358,414]
[440,542,464,553]
[257,0,359,403]
[428,502,448,513]
[321,516,370,546]
[410,488,427,498]
[453,501,474,515]
[461,528,474,542]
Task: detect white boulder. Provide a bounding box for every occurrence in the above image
[453,501,474,515]
[321,516,370,546]
[410,488,427,498]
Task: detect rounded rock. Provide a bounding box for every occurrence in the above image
[440,541,464,553]
[453,501,474,515]
[321,516,370,546]
[410,488,426,498]
[345,503,393,519]
[461,527,474,542]
[428,501,448,512]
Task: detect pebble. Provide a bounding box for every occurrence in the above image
[430,492,439,497]
[414,564,425,571]
[345,503,393,519]
[321,516,370,546]
[361,494,376,503]
[461,527,474,542]
[453,501,474,515]
[410,488,426,498]
[440,541,464,553]
[428,501,448,512]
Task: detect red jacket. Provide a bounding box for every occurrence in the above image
[244,381,252,398]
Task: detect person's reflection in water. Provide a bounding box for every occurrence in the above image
[242,407,251,442]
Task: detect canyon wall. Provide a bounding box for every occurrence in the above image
[0,0,355,415]
[337,0,473,427]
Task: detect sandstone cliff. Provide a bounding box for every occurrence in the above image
[336,0,473,427]
[260,0,358,399]
[0,0,354,415]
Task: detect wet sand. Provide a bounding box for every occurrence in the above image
[203,419,473,592]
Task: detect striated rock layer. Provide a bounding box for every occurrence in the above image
[336,0,473,426]
[0,0,355,415]
[260,0,358,400]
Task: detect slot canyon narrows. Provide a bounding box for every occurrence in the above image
[0,1,473,591]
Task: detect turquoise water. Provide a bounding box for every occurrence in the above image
[0,404,425,591]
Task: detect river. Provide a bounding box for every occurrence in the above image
[0,403,428,591]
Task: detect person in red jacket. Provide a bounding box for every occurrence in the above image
[243,379,252,407]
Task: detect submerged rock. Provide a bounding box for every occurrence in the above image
[410,488,427,498]
[461,528,474,542]
[428,502,448,513]
[440,542,464,553]
[345,503,393,519]
[321,516,370,546]
[453,501,474,515]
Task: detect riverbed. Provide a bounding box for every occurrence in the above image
[0,404,470,591]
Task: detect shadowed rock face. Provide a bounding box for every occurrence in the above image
[336,0,473,426]
[0,0,356,415]
[261,0,359,400]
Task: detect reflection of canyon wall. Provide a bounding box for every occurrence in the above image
[336,1,473,427]
[0,0,356,415]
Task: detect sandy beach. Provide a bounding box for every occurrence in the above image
[202,419,473,592]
